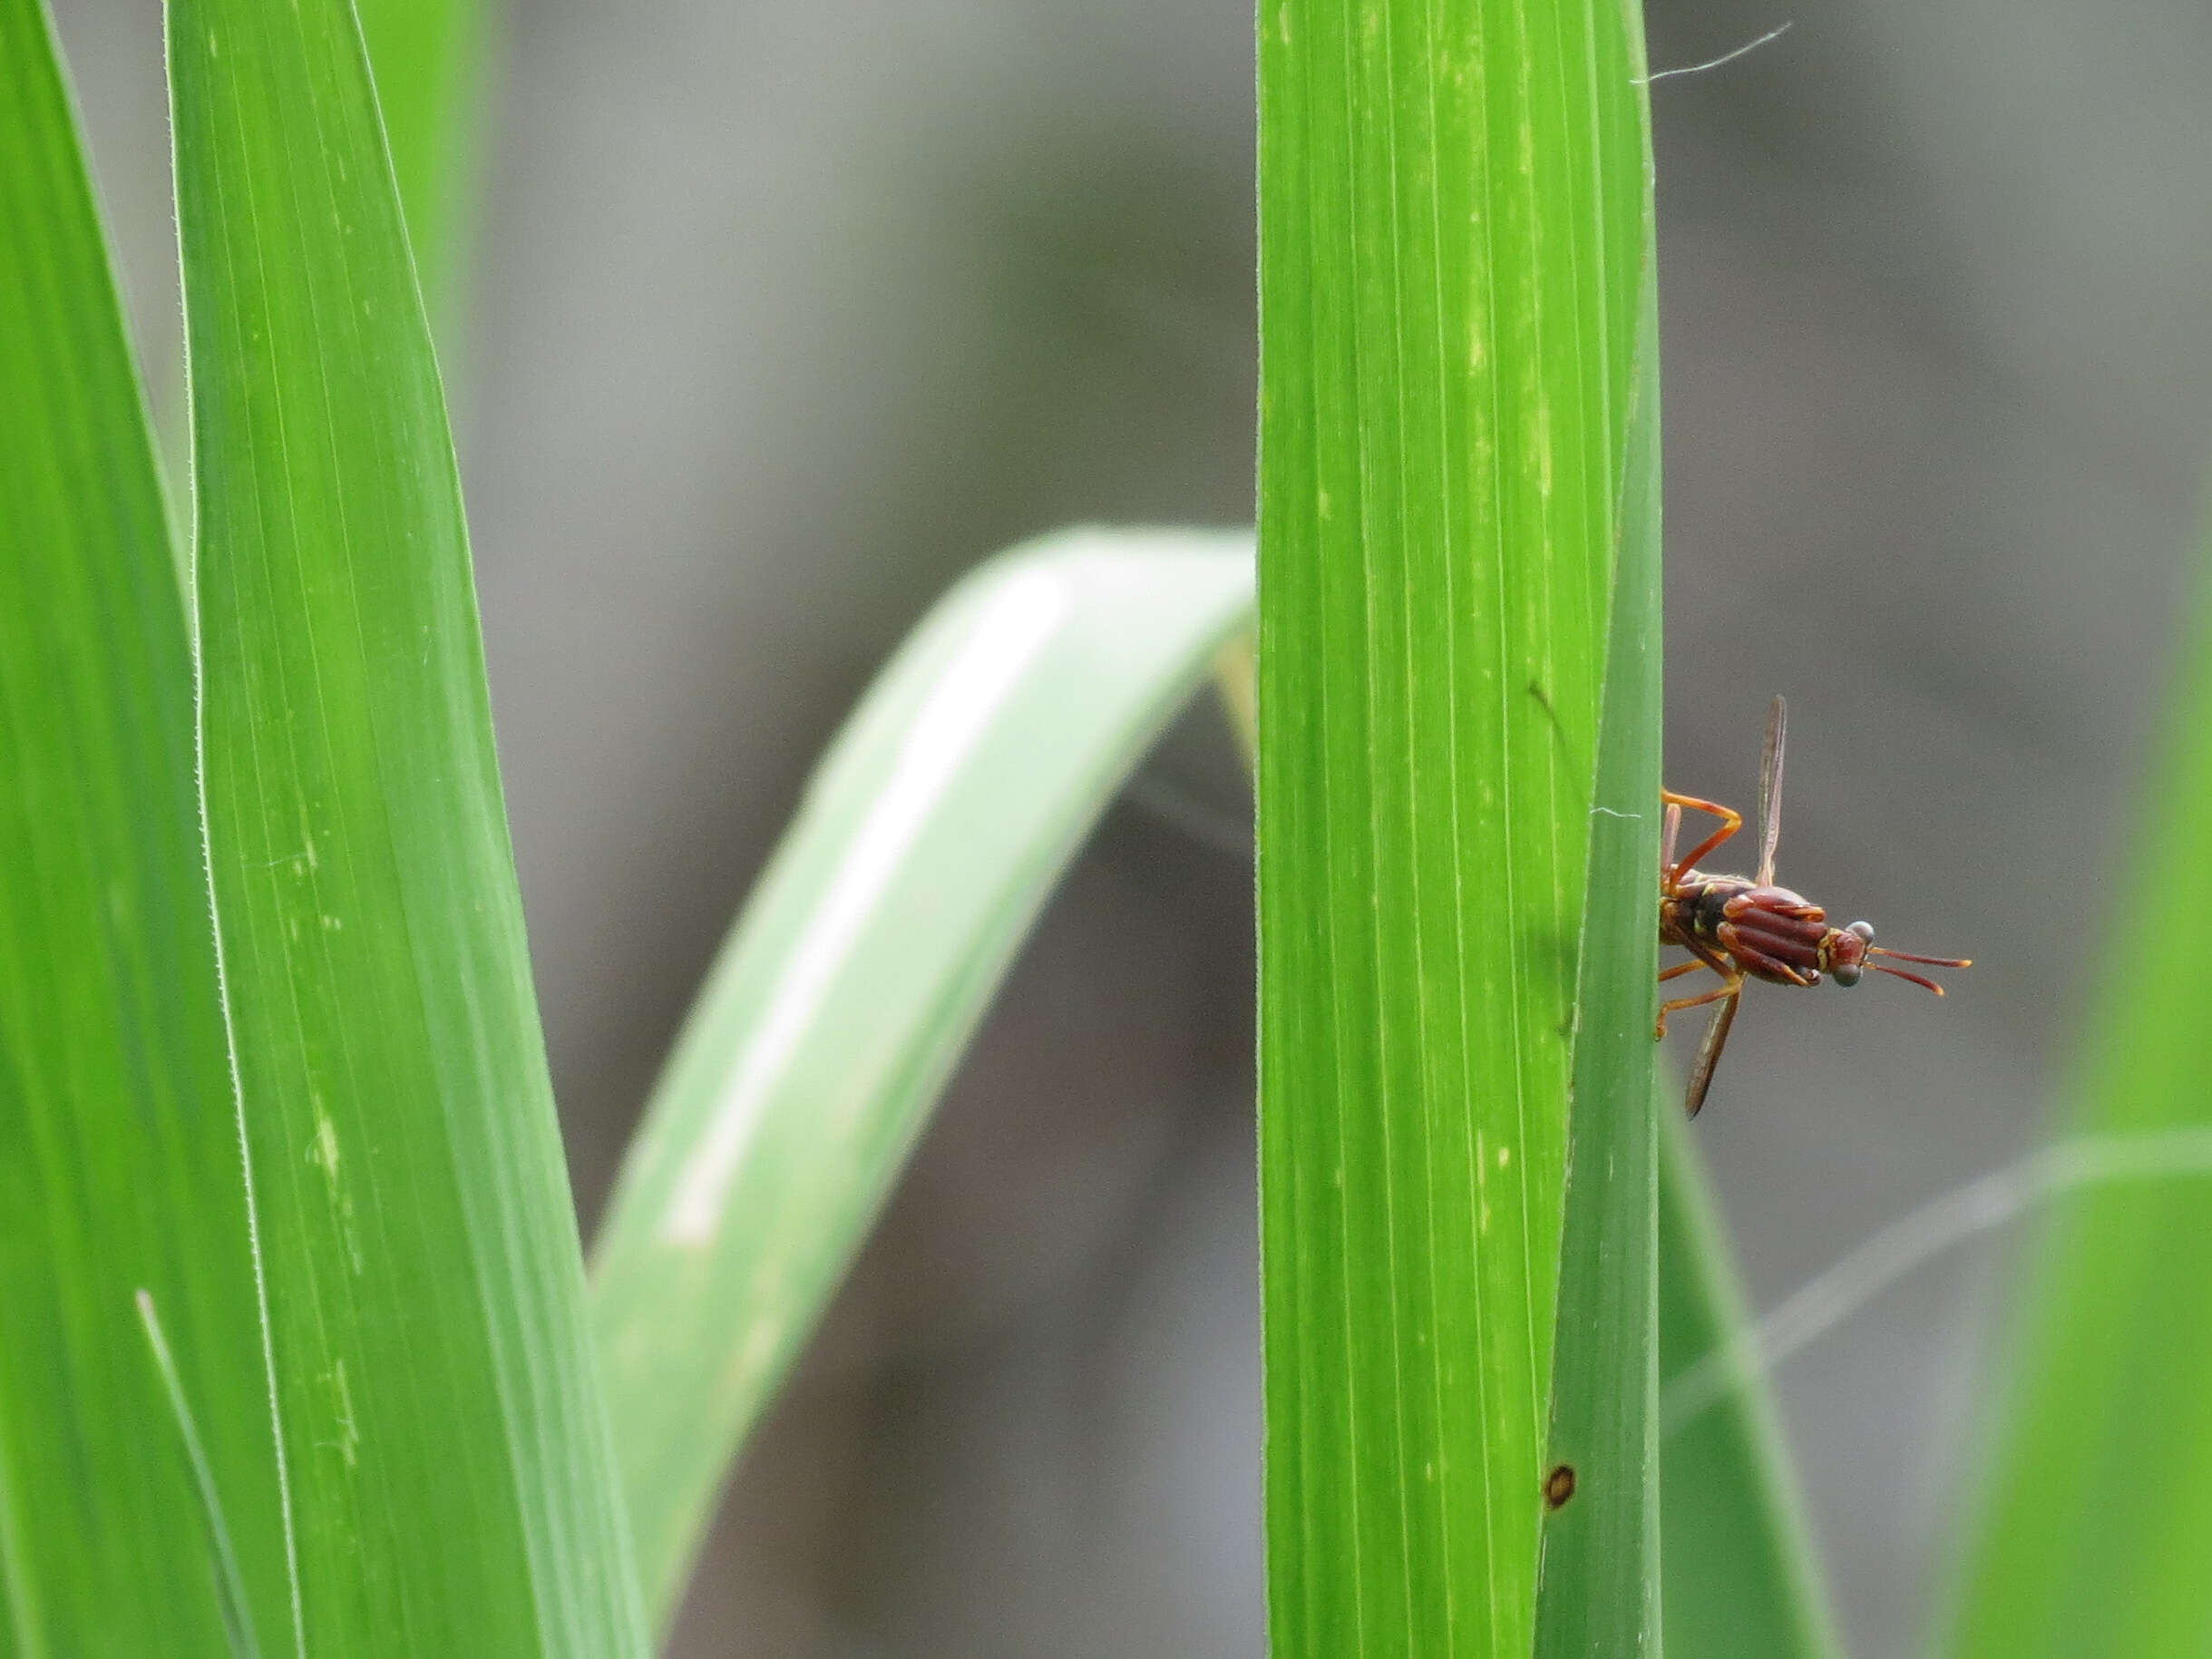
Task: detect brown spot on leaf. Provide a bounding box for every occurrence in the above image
[1544,1463,1577,1510]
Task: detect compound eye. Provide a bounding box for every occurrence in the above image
[1833,961,1862,987]
[1847,920,1876,943]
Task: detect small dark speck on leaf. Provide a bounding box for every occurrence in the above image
[1525,678,1583,776]
[1528,676,1571,737]
[1544,1463,1577,1510]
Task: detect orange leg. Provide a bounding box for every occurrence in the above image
[1661,789,1741,889]
[1656,971,1743,1039]
[1659,958,1714,984]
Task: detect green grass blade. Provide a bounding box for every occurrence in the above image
[354,0,485,344]
[1942,531,2212,1657]
[1656,1108,1845,1659]
[1255,0,1656,1649]
[0,3,287,1647]
[171,0,648,1648]
[590,527,1255,1626]
[137,1293,265,1659]
[1533,262,1662,1657]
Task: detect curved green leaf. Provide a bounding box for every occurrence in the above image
[0,2,284,1647]
[590,527,1255,1625]
[171,0,647,1647]
[1944,525,2212,1657]
[1657,1107,1844,1659]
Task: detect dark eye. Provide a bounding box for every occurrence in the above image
[1833,962,1862,987]
[1847,920,1875,942]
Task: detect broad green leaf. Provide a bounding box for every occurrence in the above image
[1534,262,1663,1656]
[1944,532,2212,1657]
[1255,0,1655,1650]
[171,0,648,1649]
[355,0,486,340]
[1657,1108,1844,1659]
[0,2,284,1647]
[590,527,1255,1626]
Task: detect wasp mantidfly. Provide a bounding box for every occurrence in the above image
[1657,695,1972,1117]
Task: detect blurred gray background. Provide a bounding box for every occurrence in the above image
[50,0,2212,1652]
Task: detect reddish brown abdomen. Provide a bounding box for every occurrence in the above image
[1719,884,1827,986]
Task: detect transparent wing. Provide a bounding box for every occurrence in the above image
[1684,984,1742,1119]
[1756,694,1787,885]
